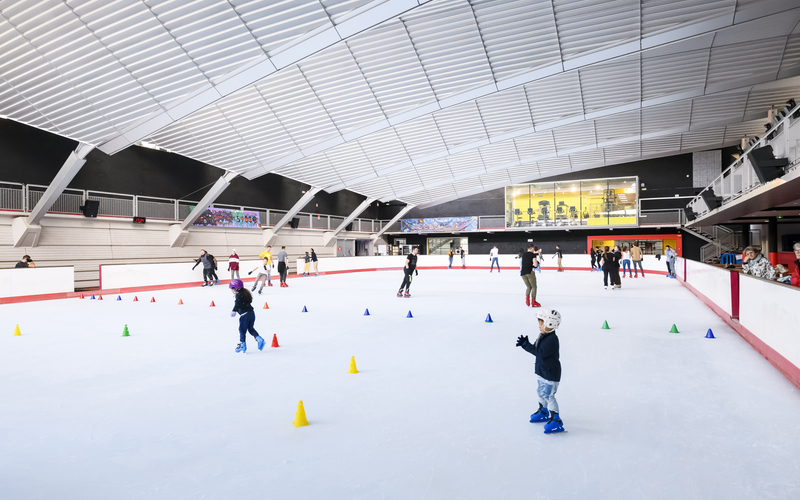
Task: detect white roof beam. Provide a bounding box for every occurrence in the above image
[375,204,415,238]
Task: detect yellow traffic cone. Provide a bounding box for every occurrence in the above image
[347,356,358,374]
[13,324,21,336]
[293,400,309,427]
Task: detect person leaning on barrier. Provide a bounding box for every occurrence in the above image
[741,246,776,280]
[15,255,35,268]
[788,242,800,287]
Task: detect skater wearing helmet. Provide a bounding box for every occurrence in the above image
[516,309,565,434]
[397,247,419,298]
[229,279,265,353]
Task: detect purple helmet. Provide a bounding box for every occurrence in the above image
[229,279,244,290]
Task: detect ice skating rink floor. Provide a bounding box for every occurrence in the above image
[2,268,800,500]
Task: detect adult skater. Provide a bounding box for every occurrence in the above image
[277,246,289,287]
[631,242,644,277]
[247,256,270,294]
[302,251,311,276]
[397,246,419,298]
[516,309,564,434]
[448,248,454,269]
[207,252,221,284]
[533,246,543,273]
[621,245,632,278]
[15,255,35,268]
[520,245,541,307]
[664,245,678,278]
[228,249,240,280]
[310,248,319,276]
[489,246,500,272]
[460,247,466,269]
[590,248,597,272]
[229,279,265,353]
[612,245,623,288]
[552,245,563,272]
[192,250,215,287]
[601,246,618,290]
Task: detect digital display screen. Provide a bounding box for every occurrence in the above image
[133,216,146,224]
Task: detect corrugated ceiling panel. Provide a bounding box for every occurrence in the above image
[514,130,556,159]
[525,71,584,124]
[641,100,692,133]
[681,127,724,150]
[552,0,640,61]
[433,101,487,149]
[445,149,485,177]
[552,120,596,151]
[181,107,258,168]
[425,184,458,202]
[476,87,533,138]
[150,123,214,162]
[402,190,432,205]
[321,0,374,23]
[568,148,603,167]
[299,44,386,135]
[232,0,331,56]
[603,141,641,162]
[346,21,438,118]
[291,154,341,186]
[537,156,571,172]
[479,170,512,187]
[744,85,799,118]
[594,109,640,142]
[706,37,787,87]
[452,177,484,195]
[641,134,681,155]
[393,114,447,160]
[403,0,495,99]
[507,162,540,183]
[690,92,748,125]
[357,128,410,170]
[714,9,800,46]
[472,0,562,82]
[478,141,520,168]
[642,0,734,38]
[579,56,640,113]
[722,119,765,144]
[324,140,375,182]
[642,49,709,101]
[349,176,395,199]
[415,158,455,185]
[778,34,800,79]
[387,168,425,193]
[256,66,341,149]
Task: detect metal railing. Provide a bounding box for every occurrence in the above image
[687,99,800,219]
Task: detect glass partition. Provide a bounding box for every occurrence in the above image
[506,176,637,228]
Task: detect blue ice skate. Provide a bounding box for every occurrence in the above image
[256,336,265,351]
[235,341,247,353]
[543,412,565,434]
[530,404,549,423]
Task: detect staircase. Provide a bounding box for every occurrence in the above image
[684,225,741,264]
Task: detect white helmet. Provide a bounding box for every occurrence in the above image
[536,309,561,330]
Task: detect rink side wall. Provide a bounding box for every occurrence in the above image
[677,257,800,390]
[0,266,73,301]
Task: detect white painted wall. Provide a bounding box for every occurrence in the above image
[0,267,74,298]
[739,276,800,369]
[685,259,732,315]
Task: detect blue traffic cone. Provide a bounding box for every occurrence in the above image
[116,295,122,301]
[90,295,96,300]
[485,313,493,323]
[364,308,370,316]
[406,310,413,318]
[705,329,715,339]
[302,306,308,313]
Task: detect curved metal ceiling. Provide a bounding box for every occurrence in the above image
[2,0,800,209]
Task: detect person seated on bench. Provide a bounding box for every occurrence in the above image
[741,246,776,280]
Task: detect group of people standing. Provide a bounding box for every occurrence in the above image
[447,248,467,269]
[591,242,649,289]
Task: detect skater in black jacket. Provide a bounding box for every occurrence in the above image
[516,309,565,434]
[397,247,419,298]
[229,279,265,353]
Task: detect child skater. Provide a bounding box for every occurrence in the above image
[229,279,265,353]
[248,257,271,294]
[516,309,565,434]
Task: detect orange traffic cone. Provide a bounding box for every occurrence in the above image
[178,299,184,305]
[271,334,280,348]
[263,302,269,309]
[210,301,215,307]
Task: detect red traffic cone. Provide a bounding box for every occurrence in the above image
[79,294,85,299]
[150,297,156,303]
[97,295,103,300]
[133,296,138,302]
[263,302,269,309]
[210,301,215,307]
[178,299,184,305]
[271,334,280,348]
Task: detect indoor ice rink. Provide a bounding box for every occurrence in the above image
[2,1,800,499]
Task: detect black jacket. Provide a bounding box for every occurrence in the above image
[232,291,254,315]
[602,251,617,270]
[521,330,561,382]
[520,252,535,275]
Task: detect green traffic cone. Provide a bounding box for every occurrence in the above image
[122,325,130,337]
[601,320,610,330]
[669,324,679,333]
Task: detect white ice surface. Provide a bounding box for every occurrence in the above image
[1,269,799,500]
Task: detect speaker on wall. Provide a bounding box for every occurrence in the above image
[80,199,100,218]
[289,217,300,229]
[747,145,789,184]
[346,222,354,231]
[700,190,723,211]
[683,207,697,222]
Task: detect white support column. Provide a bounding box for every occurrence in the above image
[12,143,94,247]
[323,197,376,246]
[168,171,238,247]
[373,204,414,239]
[262,187,322,247]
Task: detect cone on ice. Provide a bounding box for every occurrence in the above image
[90,295,95,300]
[116,296,122,301]
[485,313,493,323]
[705,329,715,339]
[133,296,138,302]
[302,306,308,312]
[293,400,309,427]
[13,324,21,336]
[407,310,413,318]
[364,308,370,316]
[263,302,269,309]
[347,356,358,374]
[210,301,215,307]
[669,324,679,333]
[98,295,103,300]
[150,297,156,303]
[271,334,280,348]
[601,320,610,330]
[178,299,184,305]
[80,294,85,299]
[122,325,130,337]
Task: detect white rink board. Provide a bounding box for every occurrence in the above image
[0,267,74,298]
[101,260,263,289]
[739,275,800,368]
[685,259,732,315]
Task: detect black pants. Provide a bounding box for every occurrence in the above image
[210,268,219,281]
[238,310,260,343]
[202,268,214,284]
[278,262,288,282]
[603,269,611,286]
[399,270,413,291]
[611,268,621,285]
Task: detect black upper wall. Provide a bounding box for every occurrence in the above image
[0,119,380,219]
